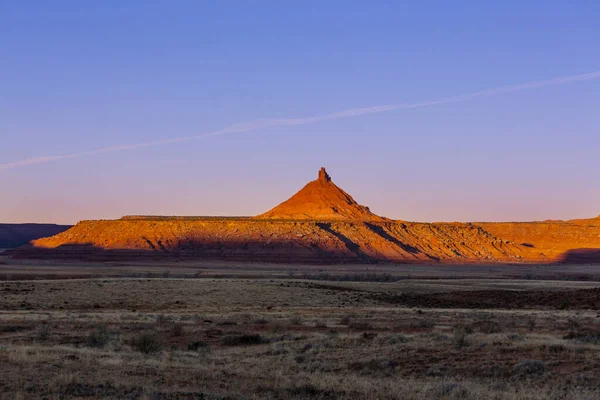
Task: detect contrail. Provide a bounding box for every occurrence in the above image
[2,70,599,171]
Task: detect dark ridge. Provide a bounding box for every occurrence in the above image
[0,224,71,248]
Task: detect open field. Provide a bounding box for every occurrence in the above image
[2,257,600,399]
[4,255,600,281]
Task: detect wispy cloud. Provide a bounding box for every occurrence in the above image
[2,70,599,171]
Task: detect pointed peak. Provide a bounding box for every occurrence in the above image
[255,167,384,220]
[318,167,331,183]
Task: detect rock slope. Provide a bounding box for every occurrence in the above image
[15,168,600,264]
[256,168,384,221]
[25,219,524,263]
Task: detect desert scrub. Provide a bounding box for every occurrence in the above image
[511,360,548,378]
[339,314,354,325]
[86,325,111,348]
[475,320,502,334]
[155,314,171,324]
[222,334,266,346]
[131,333,163,354]
[187,340,211,353]
[349,321,371,330]
[564,330,600,344]
[37,324,51,341]
[426,382,470,399]
[452,326,471,349]
[386,334,410,344]
[170,322,184,337]
[506,333,524,341]
[315,320,327,328]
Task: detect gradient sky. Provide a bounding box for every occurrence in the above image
[1,1,600,224]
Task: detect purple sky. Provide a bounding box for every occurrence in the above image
[1,1,599,224]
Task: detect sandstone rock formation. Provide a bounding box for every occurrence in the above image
[13,168,600,264]
[256,168,384,221]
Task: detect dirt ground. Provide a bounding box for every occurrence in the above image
[2,256,600,399]
[4,256,600,281]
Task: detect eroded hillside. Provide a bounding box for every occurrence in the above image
[26,218,527,263]
[14,169,600,264]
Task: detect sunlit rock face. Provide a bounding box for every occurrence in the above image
[256,168,385,221]
[14,168,600,264]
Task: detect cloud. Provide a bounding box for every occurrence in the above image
[2,70,599,171]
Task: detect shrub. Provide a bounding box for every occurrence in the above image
[421,332,450,342]
[558,299,571,310]
[315,320,327,328]
[567,318,580,329]
[37,324,50,341]
[270,321,289,333]
[411,318,435,329]
[511,360,547,378]
[287,384,338,399]
[86,326,110,348]
[294,355,306,363]
[548,344,565,353]
[222,334,265,346]
[526,318,536,331]
[564,330,600,344]
[453,323,474,334]
[187,340,210,352]
[362,332,377,340]
[0,325,28,333]
[300,343,314,353]
[216,320,237,326]
[477,320,502,334]
[426,364,447,377]
[349,321,371,331]
[348,358,398,374]
[506,333,524,341]
[132,333,163,354]
[426,382,469,399]
[170,323,184,337]
[387,334,410,344]
[452,326,470,349]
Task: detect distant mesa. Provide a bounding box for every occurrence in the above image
[9,167,600,265]
[0,224,71,249]
[256,168,385,221]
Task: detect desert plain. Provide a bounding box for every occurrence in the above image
[3,256,600,400]
[3,169,600,399]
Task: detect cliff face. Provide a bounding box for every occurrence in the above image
[27,219,525,263]
[479,219,600,262]
[15,169,600,264]
[25,218,600,264]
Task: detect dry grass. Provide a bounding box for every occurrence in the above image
[1,277,600,399]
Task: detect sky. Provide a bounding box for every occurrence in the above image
[1,1,599,224]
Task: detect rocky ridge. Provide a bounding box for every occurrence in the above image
[16,168,600,264]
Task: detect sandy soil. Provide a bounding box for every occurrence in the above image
[2,260,600,399]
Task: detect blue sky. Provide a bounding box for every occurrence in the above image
[1,1,599,223]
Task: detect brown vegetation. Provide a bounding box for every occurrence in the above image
[2,276,600,399]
